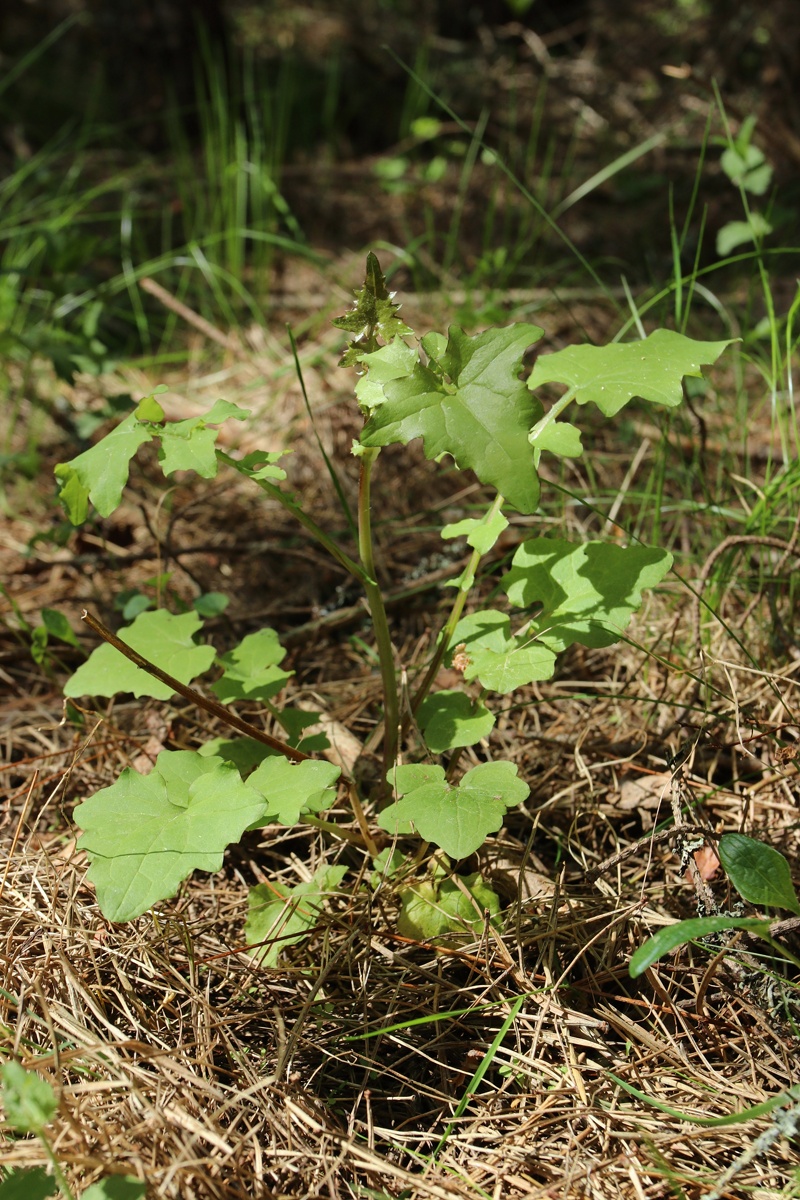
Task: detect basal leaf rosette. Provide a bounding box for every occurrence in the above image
[379,761,529,859]
[245,864,348,966]
[360,324,544,513]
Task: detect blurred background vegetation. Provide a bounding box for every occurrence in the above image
[0,0,798,392]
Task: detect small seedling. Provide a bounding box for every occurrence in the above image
[54,254,733,951]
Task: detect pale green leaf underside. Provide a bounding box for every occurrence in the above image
[75,750,267,921]
[360,324,544,513]
[397,872,501,942]
[501,537,673,651]
[418,689,495,753]
[718,833,800,914]
[528,329,734,417]
[64,609,215,700]
[245,864,348,966]
[247,756,341,826]
[379,761,529,858]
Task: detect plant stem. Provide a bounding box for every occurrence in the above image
[39,1128,77,1200]
[410,492,506,720]
[357,446,399,768]
[80,610,310,762]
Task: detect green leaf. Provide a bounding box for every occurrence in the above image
[198,736,276,773]
[361,324,545,513]
[629,916,772,978]
[40,608,79,647]
[716,214,772,256]
[245,864,348,966]
[531,421,583,458]
[0,1167,57,1199]
[236,450,288,483]
[441,509,509,555]
[82,1178,147,1200]
[355,338,419,412]
[64,609,216,700]
[278,708,331,752]
[192,591,229,618]
[54,411,154,523]
[720,143,773,195]
[528,329,734,419]
[74,750,267,921]
[608,1071,800,1127]
[370,846,406,888]
[379,761,529,858]
[158,400,249,477]
[134,394,165,422]
[451,610,556,692]
[718,833,800,913]
[397,872,501,943]
[501,537,673,651]
[246,757,340,826]
[418,689,495,753]
[211,627,292,702]
[1,1062,57,1133]
[333,252,413,364]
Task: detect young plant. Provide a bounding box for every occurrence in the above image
[54,255,733,949]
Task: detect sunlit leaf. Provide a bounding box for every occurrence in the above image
[1,1062,57,1133]
[501,537,673,651]
[211,627,292,702]
[64,609,215,700]
[361,324,544,513]
[74,750,266,921]
[719,833,800,913]
[629,915,771,978]
[246,757,340,826]
[379,761,529,858]
[528,329,734,419]
[418,689,495,753]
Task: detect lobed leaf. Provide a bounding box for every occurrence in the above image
[211,626,292,703]
[417,689,495,753]
[501,537,673,651]
[528,329,734,419]
[441,509,509,555]
[246,756,341,826]
[64,609,216,700]
[379,761,529,859]
[158,399,249,477]
[54,411,153,523]
[360,323,544,513]
[450,609,556,693]
[397,872,501,943]
[0,1061,57,1133]
[74,750,267,921]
